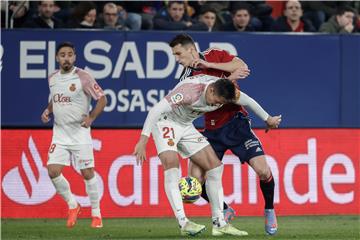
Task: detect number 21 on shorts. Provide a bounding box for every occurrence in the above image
[162,127,175,139]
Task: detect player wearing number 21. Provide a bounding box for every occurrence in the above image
[41,42,107,229]
[133,74,281,237]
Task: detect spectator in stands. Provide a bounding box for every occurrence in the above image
[198,6,218,32]
[229,1,274,31]
[116,3,142,31]
[22,0,63,28]
[99,2,126,30]
[220,4,255,32]
[68,1,98,29]
[3,1,30,28]
[153,1,207,31]
[271,0,315,32]
[319,6,356,34]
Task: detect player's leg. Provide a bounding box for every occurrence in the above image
[47,144,79,228]
[188,160,235,222]
[189,145,248,236]
[75,144,102,228]
[248,156,277,235]
[229,113,277,235]
[153,118,205,236]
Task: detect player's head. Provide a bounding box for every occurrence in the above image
[169,34,197,67]
[56,42,76,73]
[206,78,236,105]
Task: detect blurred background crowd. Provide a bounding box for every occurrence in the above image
[1,0,360,33]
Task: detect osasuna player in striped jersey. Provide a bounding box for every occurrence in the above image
[169,34,279,235]
[134,74,281,237]
[41,42,107,229]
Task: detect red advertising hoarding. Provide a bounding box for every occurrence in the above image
[1,129,359,218]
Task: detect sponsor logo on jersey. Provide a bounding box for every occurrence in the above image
[69,83,76,92]
[170,93,184,104]
[53,93,71,103]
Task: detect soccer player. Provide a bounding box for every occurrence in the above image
[41,42,107,228]
[133,74,281,236]
[169,34,279,235]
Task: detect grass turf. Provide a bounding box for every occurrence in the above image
[2,215,359,240]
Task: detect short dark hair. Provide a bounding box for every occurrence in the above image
[169,34,195,48]
[56,42,76,55]
[231,3,251,16]
[168,1,185,8]
[200,6,217,16]
[213,79,236,102]
[336,6,355,16]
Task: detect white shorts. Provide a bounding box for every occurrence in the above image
[152,115,209,158]
[47,143,94,169]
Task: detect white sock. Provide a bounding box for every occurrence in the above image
[51,174,78,209]
[164,168,188,228]
[85,176,101,218]
[205,165,227,227]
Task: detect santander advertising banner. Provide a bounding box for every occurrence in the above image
[1,129,359,218]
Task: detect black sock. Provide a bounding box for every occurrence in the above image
[260,174,275,209]
[201,183,229,209]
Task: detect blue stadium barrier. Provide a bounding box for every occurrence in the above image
[1,30,359,128]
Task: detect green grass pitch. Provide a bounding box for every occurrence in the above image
[2,215,359,240]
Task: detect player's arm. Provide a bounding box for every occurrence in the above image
[82,95,107,128]
[133,99,173,165]
[41,101,53,123]
[192,57,250,80]
[235,90,282,132]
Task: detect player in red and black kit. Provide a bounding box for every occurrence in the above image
[169,34,279,235]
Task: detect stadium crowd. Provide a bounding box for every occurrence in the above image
[2,0,360,33]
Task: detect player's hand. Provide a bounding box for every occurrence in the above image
[81,115,94,128]
[133,135,149,165]
[265,115,282,133]
[41,109,51,123]
[190,58,211,69]
[228,67,251,81]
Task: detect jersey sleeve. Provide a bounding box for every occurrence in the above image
[218,49,235,62]
[206,48,235,63]
[165,83,205,108]
[78,70,105,100]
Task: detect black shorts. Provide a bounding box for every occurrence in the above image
[202,112,265,164]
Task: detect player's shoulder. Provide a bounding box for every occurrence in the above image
[48,70,60,85]
[202,47,227,56]
[75,67,96,83]
[48,70,60,79]
[183,74,218,83]
[74,67,91,77]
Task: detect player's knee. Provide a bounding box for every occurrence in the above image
[257,167,271,180]
[47,166,61,179]
[80,168,95,180]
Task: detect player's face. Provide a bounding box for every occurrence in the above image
[172,44,195,67]
[56,47,76,73]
